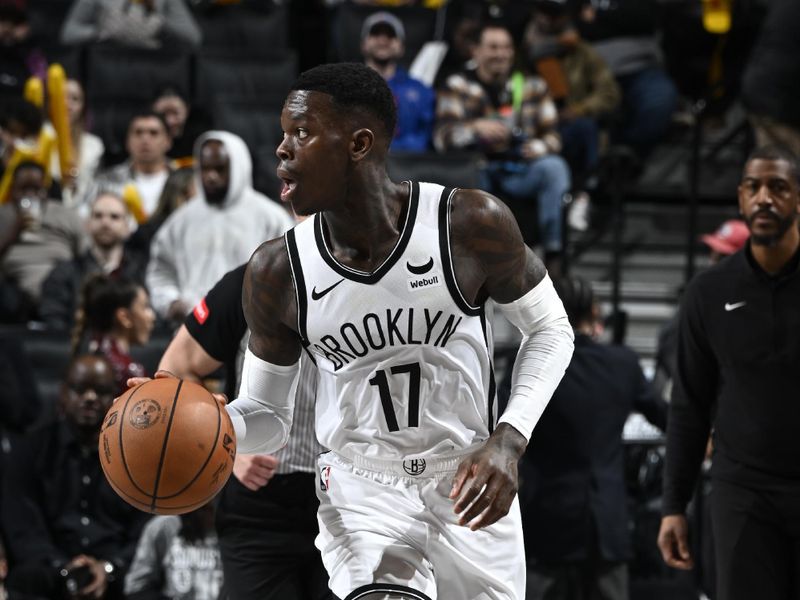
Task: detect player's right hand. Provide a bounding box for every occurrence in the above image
[233,454,279,491]
[657,514,694,570]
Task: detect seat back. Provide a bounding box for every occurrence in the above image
[85,44,192,103]
[387,151,483,190]
[195,53,297,109]
[194,4,290,58]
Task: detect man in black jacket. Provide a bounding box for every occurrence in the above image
[518,276,667,600]
[658,145,800,599]
[1,354,149,600]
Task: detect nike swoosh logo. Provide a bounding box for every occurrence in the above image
[724,301,747,312]
[406,257,434,275]
[311,279,345,301]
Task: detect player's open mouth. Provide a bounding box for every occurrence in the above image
[280,178,296,201]
[277,167,297,202]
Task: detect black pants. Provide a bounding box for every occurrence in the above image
[216,472,332,600]
[711,478,800,600]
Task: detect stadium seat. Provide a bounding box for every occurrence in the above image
[85,44,192,103]
[387,151,483,190]
[195,53,297,109]
[194,4,290,58]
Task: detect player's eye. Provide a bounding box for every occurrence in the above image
[297,128,309,140]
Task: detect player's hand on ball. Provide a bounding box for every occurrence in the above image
[119,371,228,408]
[233,454,279,491]
[450,423,526,531]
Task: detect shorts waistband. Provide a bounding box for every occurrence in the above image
[333,448,474,477]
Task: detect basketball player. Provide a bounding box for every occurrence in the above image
[225,63,575,600]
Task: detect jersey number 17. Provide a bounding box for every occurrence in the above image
[368,362,421,432]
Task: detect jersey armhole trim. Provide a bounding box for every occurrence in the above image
[285,229,309,344]
[438,186,482,317]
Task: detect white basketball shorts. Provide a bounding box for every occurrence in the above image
[315,451,525,600]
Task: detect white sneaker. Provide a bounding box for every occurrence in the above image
[568,192,590,232]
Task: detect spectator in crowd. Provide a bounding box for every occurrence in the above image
[126,166,195,263]
[523,0,620,231]
[516,275,667,600]
[152,86,212,163]
[658,145,800,600]
[40,191,147,331]
[149,264,331,600]
[50,78,105,207]
[124,503,223,600]
[0,161,87,318]
[0,97,43,178]
[360,11,435,152]
[72,274,155,394]
[741,0,800,156]
[147,131,293,323]
[0,0,47,100]
[60,0,201,50]
[89,110,173,221]
[0,353,150,600]
[577,0,678,156]
[435,21,570,274]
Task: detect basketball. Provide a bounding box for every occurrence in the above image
[98,377,237,515]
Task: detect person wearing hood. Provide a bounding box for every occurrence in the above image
[146,131,294,323]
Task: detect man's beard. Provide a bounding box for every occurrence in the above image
[205,188,227,205]
[746,209,797,246]
[368,54,392,68]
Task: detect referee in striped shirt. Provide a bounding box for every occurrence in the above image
[158,263,332,600]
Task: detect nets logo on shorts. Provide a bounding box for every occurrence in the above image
[403,459,426,476]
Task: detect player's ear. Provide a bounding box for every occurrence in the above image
[350,128,375,162]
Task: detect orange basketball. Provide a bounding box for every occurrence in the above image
[98,377,236,515]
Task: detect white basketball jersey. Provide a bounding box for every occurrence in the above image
[285,182,496,460]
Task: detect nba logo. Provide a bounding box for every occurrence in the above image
[403,459,426,476]
[319,466,331,491]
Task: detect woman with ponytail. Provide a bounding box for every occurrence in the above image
[72,273,155,394]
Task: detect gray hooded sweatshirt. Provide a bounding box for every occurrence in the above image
[146,131,294,317]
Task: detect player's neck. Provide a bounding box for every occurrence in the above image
[751,224,800,275]
[322,177,409,262]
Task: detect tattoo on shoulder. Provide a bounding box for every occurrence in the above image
[451,189,546,302]
[242,239,298,357]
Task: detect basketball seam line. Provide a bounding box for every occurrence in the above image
[151,379,183,512]
[119,382,153,498]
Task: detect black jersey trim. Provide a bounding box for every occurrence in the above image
[479,308,496,434]
[438,187,482,317]
[285,229,309,344]
[314,181,419,284]
[342,583,433,600]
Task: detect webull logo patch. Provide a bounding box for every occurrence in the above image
[407,274,441,292]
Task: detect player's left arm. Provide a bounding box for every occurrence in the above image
[448,188,575,530]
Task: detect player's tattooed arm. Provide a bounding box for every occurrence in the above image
[448,188,548,530]
[243,238,302,365]
[448,188,547,306]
